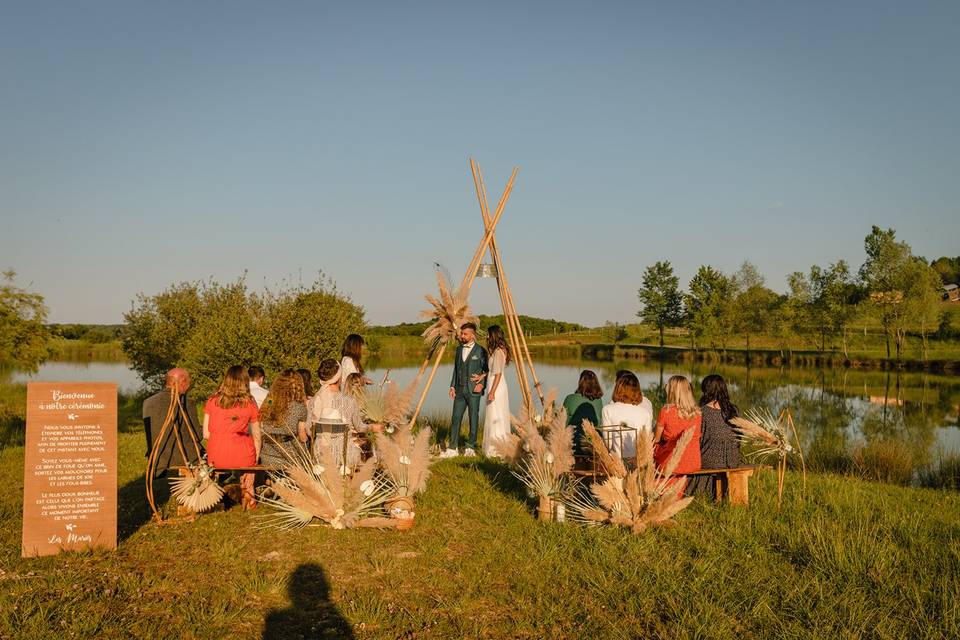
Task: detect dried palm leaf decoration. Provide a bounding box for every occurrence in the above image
[565,423,695,533]
[169,460,224,513]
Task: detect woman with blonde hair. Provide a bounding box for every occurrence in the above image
[203,365,262,510]
[259,370,309,467]
[653,375,702,475]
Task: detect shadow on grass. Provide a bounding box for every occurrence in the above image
[462,458,532,509]
[117,473,168,542]
[262,563,354,640]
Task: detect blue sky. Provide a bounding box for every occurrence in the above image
[2,1,957,326]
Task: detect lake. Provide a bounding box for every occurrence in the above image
[5,356,960,466]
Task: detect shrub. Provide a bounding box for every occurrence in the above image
[919,452,960,490]
[850,439,914,485]
[0,270,50,369]
[122,275,365,397]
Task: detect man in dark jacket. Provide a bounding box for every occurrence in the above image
[441,322,488,458]
[143,368,203,477]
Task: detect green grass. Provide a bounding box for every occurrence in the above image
[1,432,958,638]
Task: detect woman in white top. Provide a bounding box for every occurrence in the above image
[601,371,653,466]
[481,325,511,458]
[340,334,373,387]
[311,359,365,467]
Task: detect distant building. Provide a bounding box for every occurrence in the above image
[944,284,960,303]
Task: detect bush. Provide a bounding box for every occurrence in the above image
[850,439,915,485]
[122,276,365,397]
[919,452,960,490]
[0,271,50,369]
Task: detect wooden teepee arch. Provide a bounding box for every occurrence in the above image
[408,158,545,427]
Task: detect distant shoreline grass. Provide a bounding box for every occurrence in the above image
[1,432,958,638]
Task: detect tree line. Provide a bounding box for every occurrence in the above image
[368,315,586,338]
[637,226,951,361]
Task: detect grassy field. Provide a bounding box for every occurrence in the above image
[1,432,958,639]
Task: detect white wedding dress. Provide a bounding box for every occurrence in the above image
[482,348,511,458]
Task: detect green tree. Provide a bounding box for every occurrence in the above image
[809,261,858,356]
[0,270,50,369]
[637,260,684,347]
[122,276,364,396]
[121,282,204,388]
[780,271,813,353]
[904,260,944,362]
[931,256,960,286]
[731,261,779,350]
[602,321,629,344]
[685,266,734,351]
[858,226,913,360]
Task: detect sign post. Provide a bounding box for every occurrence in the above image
[21,382,118,557]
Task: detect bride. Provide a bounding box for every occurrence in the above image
[482,325,511,458]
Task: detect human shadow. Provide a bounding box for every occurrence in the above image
[262,563,354,640]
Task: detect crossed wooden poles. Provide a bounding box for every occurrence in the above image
[408,159,545,428]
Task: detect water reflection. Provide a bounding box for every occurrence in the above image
[3,356,959,464]
[365,356,960,463]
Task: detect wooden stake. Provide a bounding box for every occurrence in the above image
[471,159,545,408]
[787,410,807,494]
[408,341,447,429]
[470,160,533,410]
[461,167,518,292]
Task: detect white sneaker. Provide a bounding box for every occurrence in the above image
[462,447,476,457]
[440,448,458,459]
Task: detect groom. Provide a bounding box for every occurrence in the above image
[441,322,488,458]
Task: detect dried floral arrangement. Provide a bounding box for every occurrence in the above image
[375,423,432,497]
[355,373,423,433]
[169,460,224,513]
[494,389,575,520]
[731,407,806,507]
[374,422,432,528]
[564,422,695,533]
[420,271,478,353]
[259,445,398,530]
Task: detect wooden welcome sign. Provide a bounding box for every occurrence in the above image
[21,382,118,557]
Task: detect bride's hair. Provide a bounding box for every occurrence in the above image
[486,325,512,365]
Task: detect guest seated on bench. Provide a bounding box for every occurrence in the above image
[259,369,309,468]
[602,372,653,468]
[653,376,702,485]
[563,370,604,457]
[310,360,365,467]
[686,374,741,499]
[203,365,262,510]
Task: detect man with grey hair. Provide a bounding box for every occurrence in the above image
[142,368,203,476]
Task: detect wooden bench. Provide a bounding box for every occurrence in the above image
[571,462,767,507]
[677,465,768,507]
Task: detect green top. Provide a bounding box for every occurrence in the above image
[563,392,604,457]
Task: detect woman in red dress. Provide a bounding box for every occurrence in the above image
[653,375,702,477]
[203,365,262,509]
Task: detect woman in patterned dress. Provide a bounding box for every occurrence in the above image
[259,370,309,468]
[687,374,741,498]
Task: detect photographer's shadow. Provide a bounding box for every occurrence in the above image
[262,563,354,640]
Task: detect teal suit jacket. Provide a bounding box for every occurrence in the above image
[450,343,489,396]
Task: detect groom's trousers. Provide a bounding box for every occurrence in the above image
[449,386,481,450]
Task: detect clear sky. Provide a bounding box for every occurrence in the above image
[2,1,957,326]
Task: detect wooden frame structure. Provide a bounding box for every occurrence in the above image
[408,158,544,427]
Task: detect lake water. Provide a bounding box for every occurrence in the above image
[5,356,960,465]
